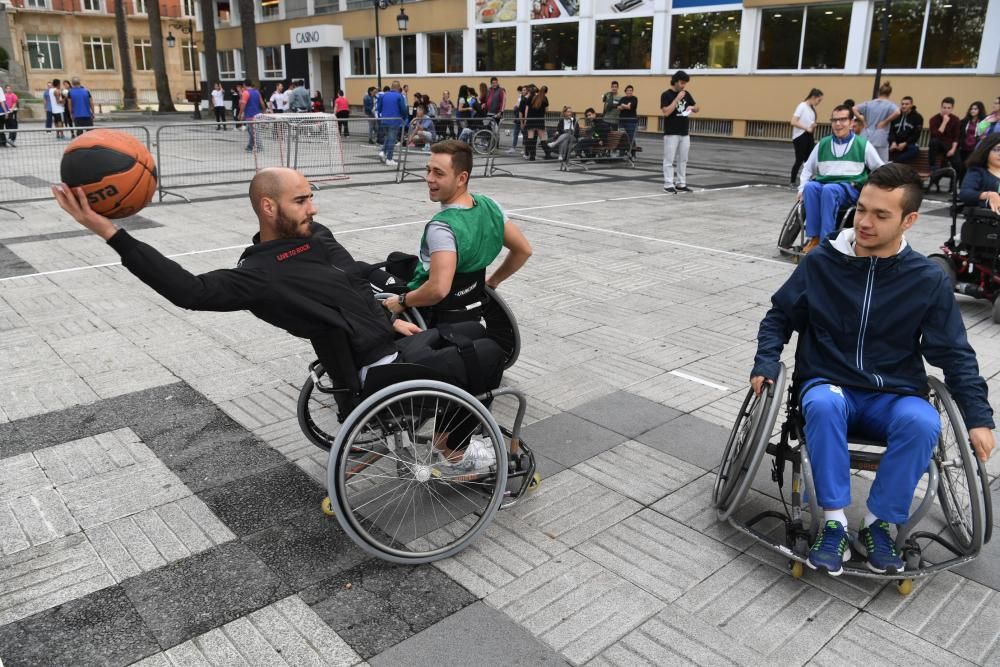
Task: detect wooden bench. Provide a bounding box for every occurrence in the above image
[903,147,957,193]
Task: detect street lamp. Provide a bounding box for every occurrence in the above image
[372,0,408,91]
[166,18,201,120]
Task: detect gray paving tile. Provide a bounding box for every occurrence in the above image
[33,428,156,486]
[300,558,476,659]
[521,412,628,470]
[0,487,80,556]
[86,495,236,583]
[808,611,976,667]
[864,570,1000,665]
[569,390,681,439]
[372,601,569,667]
[486,549,665,664]
[122,541,292,649]
[0,585,160,667]
[0,453,50,502]
[217,382,300,432]
[635,413,731,471]
[412,510,569,599]
[507,470,642,547]
[674,555,857,665]
[133,595,363,667]
[0,532,115,626]
[577,509,740,603]
[589,604,763,666]
[574,440,704,505]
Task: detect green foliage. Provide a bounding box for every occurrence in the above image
[0,46,9,70]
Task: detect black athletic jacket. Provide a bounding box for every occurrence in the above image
[107,222,397,368]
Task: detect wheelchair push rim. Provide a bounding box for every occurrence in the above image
[482,286,520,370]
[329,380,508,564]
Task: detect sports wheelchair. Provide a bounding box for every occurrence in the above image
[776,201,855,259]
[713,364,992,594]
[928,201,1000,324]
[296,323,539,564]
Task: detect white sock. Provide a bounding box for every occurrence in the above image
[862,512,879,528]
[824,509,848,527]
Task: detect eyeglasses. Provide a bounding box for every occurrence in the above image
[991,146,1000,154]
[830,117,851,123]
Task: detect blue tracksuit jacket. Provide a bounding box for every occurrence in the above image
[752,230,994,429]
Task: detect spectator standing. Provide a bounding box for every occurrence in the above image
[211,82,227,129]
[888,96,923,164]
[485,77,506,126]
[843,98,862,135]
[62,81,74,132]
[0,94,7,147]
[660,70,699,193]
[49,79,66,139]
[523,85,548,161]
[288,80,311,112]
[364,87,378,144]
[618,84,638,152]
[958,133,1000,213]
[269,83,287,113]
[43,81,53,132]
[334,90,350,136]
[855,82,899,162]
[239,80,265,152]
[376,80,408,167]
[456,84,473,136]
[542,105,579,160]
[507,86,523,154]
[311,91,325,112]
[959,101,986,176]
[423,94,437,119]
[601,80,621,130]
[928,97,962,191]
[790,88,823,185]
[66,77,94,137]
[438,90,455,139]
[3,85,18,147]
[231,84,243,127]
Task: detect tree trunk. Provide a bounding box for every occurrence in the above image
[147,0,176,111]
[114,0,138,109]
[237,0,258,83]
[199,0,220,87]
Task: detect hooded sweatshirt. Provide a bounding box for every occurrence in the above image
[752,228,993,429]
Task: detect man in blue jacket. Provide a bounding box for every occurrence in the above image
[752,163,995,577]
[376,80,408,167]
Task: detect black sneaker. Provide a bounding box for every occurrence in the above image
[663,186,677,194]
[676,185,693,193]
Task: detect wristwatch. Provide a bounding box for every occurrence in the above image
[399,292,407,308]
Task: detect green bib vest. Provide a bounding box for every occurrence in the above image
[814,134,871,186]
[408,193,506,290]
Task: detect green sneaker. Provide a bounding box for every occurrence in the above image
[807,520,851,576]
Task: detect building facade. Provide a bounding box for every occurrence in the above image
[6,0,200,107]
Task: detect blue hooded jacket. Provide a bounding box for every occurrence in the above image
[752,229,993,429]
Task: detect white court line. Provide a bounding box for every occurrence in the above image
[669,370,729,391]
[511,212,787,266]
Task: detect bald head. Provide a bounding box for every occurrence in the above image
[249,168,317,242]
[249,168,297,216]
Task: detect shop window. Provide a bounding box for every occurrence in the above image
[867,0,986,69]
[385,35,416,75]
[758,4,851,70]
[428,31,463,74]
[595,17,653,70]
[669,10,741,70]
[531,23,578,71]
[476,27,516,72]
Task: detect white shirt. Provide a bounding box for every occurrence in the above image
[270,90,289,111]
[49,87,64,114]
[792,101,816,140]
[211,88,225,107]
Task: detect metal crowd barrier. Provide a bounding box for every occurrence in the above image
[0,124,151,218]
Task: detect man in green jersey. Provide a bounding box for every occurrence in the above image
[383,140,532,320]
[798,104,884,253]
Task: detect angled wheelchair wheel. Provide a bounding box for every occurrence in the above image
[929,255,957,291]
[713,365,787,521]
[328,379,508,564]
[482,286,520,370]
[778,203,803,250]
[297,363,339,451]
[928,376,986,555]
[471,129,498,155]
[836,206,856,231]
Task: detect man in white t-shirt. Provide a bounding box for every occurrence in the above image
[49,78,66,140]
[210,82,226,130]
[269,83,288,114]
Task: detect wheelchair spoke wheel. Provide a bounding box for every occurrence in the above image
[778,203,803,250]
[329,382,507,564]
[929,377,985,555]
[471,129,497,155]
[482,287,520,370]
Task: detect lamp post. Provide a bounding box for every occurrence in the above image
[166,18,201,120]
[372,0,409,91]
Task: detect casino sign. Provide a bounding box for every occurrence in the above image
[289,24,345,49]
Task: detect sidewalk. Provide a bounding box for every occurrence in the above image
[0,140,997,666]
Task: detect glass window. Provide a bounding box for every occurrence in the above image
[261,0,280,19]
[385,35,416,74]
[83,36,115,70]
[24,0,48,7]
[216,1,231,23]
[182,39,199,73]
[802,4,851,69]
[351,39,375,76]
[867,0,923,68]
[669,10,741,70]
[133,38,152,70]
[314,0,338,14]
[595,17,653,70]
[218,49,237,79]
[262,45,284,78]
[26,34,62,69]
[133,0,146,13]
[476,27,516,71]
[531,23,578,71]
[757,8,799,69]
[921,0,987,69]
[82,0,103,10]
[182,0,195,16]
[428,31,463,74]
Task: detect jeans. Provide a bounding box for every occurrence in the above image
[662,134,690,187]
[246,117,261,150]
[72,116,93,137]
[383,126,400,160]
[620,118,637,145]
[801,382,939,523]
[548,133,575,160]
[511,121,521,149]
[890,143,919,163]
[366,114,377,142]
[802,180,859,239]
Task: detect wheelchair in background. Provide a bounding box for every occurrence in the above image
[928,198,1000,324]
[776,202,855,259]
[713,363,992,594]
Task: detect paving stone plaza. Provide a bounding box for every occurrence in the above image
[0,126,999,666]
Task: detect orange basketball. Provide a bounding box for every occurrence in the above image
[60,129,158,219]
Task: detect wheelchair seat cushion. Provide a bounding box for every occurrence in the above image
[960,210,1000,252]
[392,322,504,395]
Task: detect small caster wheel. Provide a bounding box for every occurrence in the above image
[320,496,336,517]
[527,472,542,493]
[896,578,913,596]
[790,561,804,579]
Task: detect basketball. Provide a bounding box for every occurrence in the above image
[60,129,158,219]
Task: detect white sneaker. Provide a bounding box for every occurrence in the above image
[385,159,398,167]
[436,436,496,476]
[378,151,386,162]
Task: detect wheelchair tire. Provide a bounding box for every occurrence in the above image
[482,286,521,370]
[328,380,508,564]
[929,376,986,555]
[713,365,787,521]
[471,129,497,155]
[297,363,338,451]
[837,206,856,231]
[778,204,803,250]
[929,255,957,291]
[992,297,1000,325]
